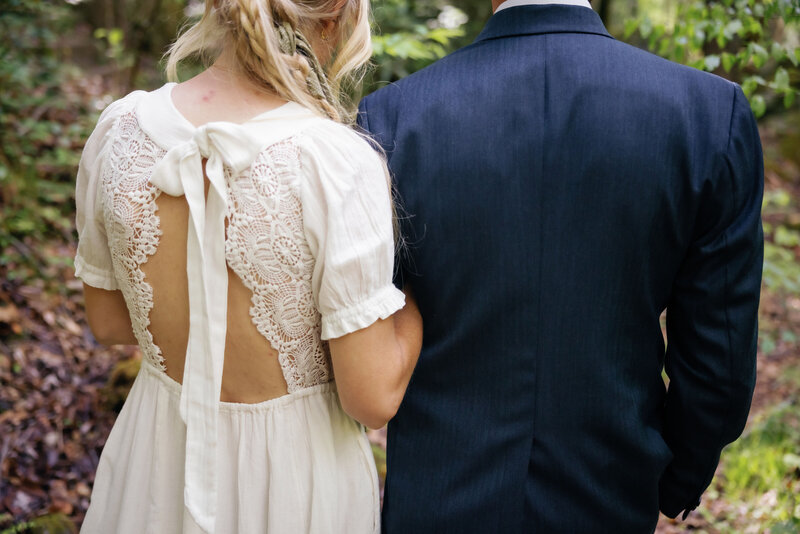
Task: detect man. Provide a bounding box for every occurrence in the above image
[358,0,763,532]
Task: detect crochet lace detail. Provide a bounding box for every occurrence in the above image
[102,111,166,370]
[101,113,331,390]
[225,140,331,392]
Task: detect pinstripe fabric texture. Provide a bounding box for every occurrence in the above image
[359,5,763,533]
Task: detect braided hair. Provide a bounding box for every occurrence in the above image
[165,0,373,123]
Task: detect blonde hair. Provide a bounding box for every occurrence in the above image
[165,0,373,123]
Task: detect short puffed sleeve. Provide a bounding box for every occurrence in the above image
[298,122,406,340]
[74,96,136,290]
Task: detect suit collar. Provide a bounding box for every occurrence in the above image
[475,4,613,43]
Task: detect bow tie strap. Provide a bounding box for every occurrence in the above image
[151,122,263,196]
[147,112,323,534]
[148,121,263,534]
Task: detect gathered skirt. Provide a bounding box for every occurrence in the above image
[81,360,380,534]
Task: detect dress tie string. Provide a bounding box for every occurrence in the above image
[147,108,321,533]
[150,122,262,534]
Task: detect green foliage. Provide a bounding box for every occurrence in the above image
[0,1,797,532]
[624,0,800,117]
[367,0,467,86]
[0,513,76,534]
[763,237,800,293]
[86,0,190,91]
[762,189,800,295]
[371,443,387,485]
[707,401,800,530]
[93,27,134,74]
[0,0,99,274]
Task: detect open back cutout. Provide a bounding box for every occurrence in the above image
[142,179,289,404]
[101,109,332,404]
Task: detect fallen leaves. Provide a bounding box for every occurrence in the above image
[0,240,138,529]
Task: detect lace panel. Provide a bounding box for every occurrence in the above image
[102,111,166,371]
[225,140,332,392]
[100,115,331,391]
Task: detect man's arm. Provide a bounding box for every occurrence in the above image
[358,87,409,290]
[357,84,402,157]
[659,84,764,518]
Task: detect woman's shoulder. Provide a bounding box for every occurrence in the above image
[83,89,153,153]
[97,89,151,126]
[295,116,385,174]
[79,90,149,167]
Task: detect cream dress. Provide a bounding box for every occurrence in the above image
[74,83,404,534]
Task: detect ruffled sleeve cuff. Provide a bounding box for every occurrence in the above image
[320,284,406,340]
[74,254,119,291]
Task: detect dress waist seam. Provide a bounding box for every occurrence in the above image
[139,359,337,414]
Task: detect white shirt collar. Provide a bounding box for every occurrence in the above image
[494,0,593,13]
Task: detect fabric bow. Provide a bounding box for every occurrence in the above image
[149,122,261,534]
[146,101,321,532]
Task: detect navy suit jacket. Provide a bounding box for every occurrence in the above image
[358,5,763,533]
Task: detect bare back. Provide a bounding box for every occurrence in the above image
[145,189,288,402]
[145,74,291,403]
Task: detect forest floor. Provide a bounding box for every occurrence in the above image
[1,101,799,532]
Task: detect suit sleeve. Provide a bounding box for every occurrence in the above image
[659,85,764,518]
[356,97,371,134]
[358,91,407,290]
[357,89,398,156]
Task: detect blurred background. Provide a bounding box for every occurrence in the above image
[0,0,799,532]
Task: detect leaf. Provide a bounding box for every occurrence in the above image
[782,453,800,468]
[107,29,124,48]
[788,47,799,67]
[704,55,721,71]
[639,16,653,39]
[741,77,758,96]
[770,42,786,62]
[760,332,777,354]
[746,17,762,36]
[721,52,736,72]
[773,67,790,91]
[784,90,796,109]
[750,94,766,117]
[724,19,744,38]
[771,521,800,534]
[0,304,20,324]
[623,19,639,39]
[775,226,800,247]
[748,42,768,68]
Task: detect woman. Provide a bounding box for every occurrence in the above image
[74,0,422,532]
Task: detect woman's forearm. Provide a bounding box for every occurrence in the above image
[328,288,423,429]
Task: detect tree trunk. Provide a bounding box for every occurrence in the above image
[598,0,613,26]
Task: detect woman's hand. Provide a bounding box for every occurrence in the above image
[83,284,138,346]
[328,286,423,429]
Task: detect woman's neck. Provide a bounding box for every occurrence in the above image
[171,51,288,127]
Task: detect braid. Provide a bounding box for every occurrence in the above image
[165,0,401,237]
[225,1,288,93]
[217,0,341,121]
[166,0,372,124]
[275,21,342,121]
[230,2,270,61]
